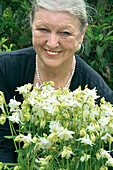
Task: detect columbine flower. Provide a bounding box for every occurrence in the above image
[47,132,58,142]
[61,146,74,159]
[16,83,32,96]
[58,128,74,141]
[106,157,113,167]
[49,121,64,133]
[35,155,52,169]
[38,137,51,149]
[35,158,48,166]
[15,133,33,144]
[76,134,94,146]
[80,154,90,162]
[101,133,113,143]
[8,111,22,124]
[100,148,111,159]
[99,117,110,127]
[0,114,6,125]
[87,122,98,133]
[9,99,21,112]
[14,166,22,170]
[100,165,108,170]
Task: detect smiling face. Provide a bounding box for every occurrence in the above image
[32,8,86,69]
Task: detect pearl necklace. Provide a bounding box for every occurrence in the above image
[35,55,76,89]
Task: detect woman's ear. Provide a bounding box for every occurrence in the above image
[79,24,88,44]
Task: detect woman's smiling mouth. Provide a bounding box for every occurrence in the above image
[44,49,61,56]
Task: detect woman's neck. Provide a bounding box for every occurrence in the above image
[34,56,76,89]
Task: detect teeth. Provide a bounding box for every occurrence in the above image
[46,50,59,55]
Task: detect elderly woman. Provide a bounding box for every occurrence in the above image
[0,0,113,167]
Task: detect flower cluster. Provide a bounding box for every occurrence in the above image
[0,82,113,170]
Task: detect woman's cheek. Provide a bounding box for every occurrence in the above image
[33,33,46,46]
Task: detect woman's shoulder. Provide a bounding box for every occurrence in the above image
[0,46,36,61]
[75,55,106,83]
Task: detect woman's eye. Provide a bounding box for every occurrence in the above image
[38,28,48,32]
[60,31,71,37]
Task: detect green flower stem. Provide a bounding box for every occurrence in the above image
[85,145,88,170]
[2,163,19,167]
[81,161,83,170]
[67,159,69,170]
[4,102,18,150]
[90,150,91,170]
[62,158,64,168]
[76,159,80,170]
[54,155,61,168]
[9,121,18,151]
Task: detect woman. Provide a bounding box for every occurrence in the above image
[0,0,113,166]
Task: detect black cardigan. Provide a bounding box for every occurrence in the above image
[0,47,113,165]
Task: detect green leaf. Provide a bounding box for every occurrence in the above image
[98,34,104,41]
[106,30,113,37]
[102,26,112,31]
[4,135,15,139]
[108,78,113,82]
[96,46,103,58]
[103,36,113,42]
[1,37,7,44]
[84,40,91,57]
[2,44,8,50]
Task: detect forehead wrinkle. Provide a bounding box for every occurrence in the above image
[35,21,78,32]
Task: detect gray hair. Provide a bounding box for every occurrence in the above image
[30,0,88,32]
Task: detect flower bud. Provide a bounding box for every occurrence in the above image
[40,120,46,129]
[45,155,52,161]
[80,128,86,137]
[96,152,100,160]
[39,167,45,170]
[91,133,95,142]
[33,136,38,143]
[94,123,100,131]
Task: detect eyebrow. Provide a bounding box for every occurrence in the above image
[36,21,75,31]
[34,20,80,36]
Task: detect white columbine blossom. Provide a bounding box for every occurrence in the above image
[106,157,113,167]
[8,111,22,124]
[49,121,64,133]
[15,133,33,143]
[49,121,74,141]
[101,133,112,143]
[16,83,32,95]
[100,148,111,159]
[58,128,75,141]
[35,158,48,166]
[99,117,110,132]
[9,99,21,112]
[38,137,51,149]
[80,154,90,162]
[61,146,74,159]
[76,134,94,146]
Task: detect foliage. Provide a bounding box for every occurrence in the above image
[0,0,32,50]
[83,2,113,89]
[0,38,14,52]
[0,82,113,169]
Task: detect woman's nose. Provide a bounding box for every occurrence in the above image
[46,33,59,49]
